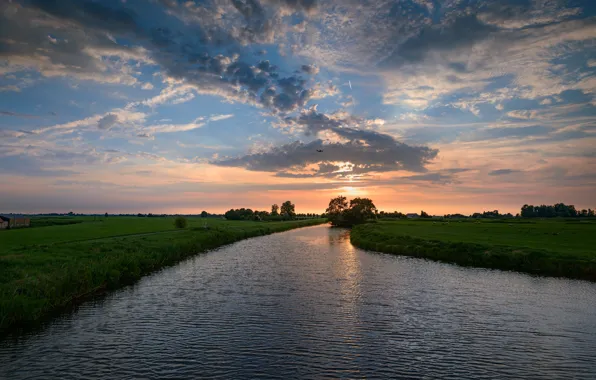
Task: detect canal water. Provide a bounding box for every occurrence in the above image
[2,225,596,379]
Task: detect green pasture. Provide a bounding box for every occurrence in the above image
[352,219,596,282]
[0,217,326,333]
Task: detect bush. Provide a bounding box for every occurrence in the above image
[174,216,188,229]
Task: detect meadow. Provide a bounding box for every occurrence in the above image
[351,219,596,281]
[0,216,326,333]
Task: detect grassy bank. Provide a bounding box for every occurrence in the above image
[0,218,326,333]
[351,219,596,281]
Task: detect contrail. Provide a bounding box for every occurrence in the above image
[348,80,352,90]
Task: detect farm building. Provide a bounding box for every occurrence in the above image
[0,214,31,229]
[406,213,419,219]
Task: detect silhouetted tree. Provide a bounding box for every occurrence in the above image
[280,201,295,219]
[224,208,254,220]
[326,196,376,226]
[521,203,580,218]
[271,204,279,216]
[326,196,349,225]
[201,211,209,217]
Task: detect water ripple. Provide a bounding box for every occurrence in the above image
[2,226,596,379]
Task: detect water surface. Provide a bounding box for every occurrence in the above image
[2,225,596,379]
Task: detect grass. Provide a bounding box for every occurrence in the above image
[0,217,327,334]
[351,219,596,281]
[29,216,84,228]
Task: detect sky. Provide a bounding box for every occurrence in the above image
[1,0,595,215]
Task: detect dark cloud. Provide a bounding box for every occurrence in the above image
[301,64,319,75]
[30,0,138,33]
[379,15,498,68]
[262,0,317,12]
[97,114,118,130]
[488,169,522,176]
[3,0,316,114]
[213,109,438,177]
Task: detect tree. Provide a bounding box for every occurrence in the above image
[271,204,279,216]
[201,211,209,218]
[521,203,580,218]
[420,210,430,218]
[174,216,187,229]
[346,198,377,225]
[326,196,349,225]
[280,201,295,219]
[224,208,254,220]
[326,196,377,226]
[104,212,109,218]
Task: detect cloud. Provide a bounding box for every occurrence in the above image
[97,114,118,130]
[400,172,456,184]
[32,109,147,135]
[488,169,522,176]
[301,64,319,75]
[213,107,438,177]
[142,118,206,134]
[0,85,21,92]
[507,110,538,120]
[209,114,234,122]
[0,1,151,85]
[379,15,498,68]
[20,0,322,115]
[171,92,196,105]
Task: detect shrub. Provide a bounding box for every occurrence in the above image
[174,216,188,229]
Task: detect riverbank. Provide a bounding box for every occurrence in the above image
[351,220,596,281]
[0,218,327,333]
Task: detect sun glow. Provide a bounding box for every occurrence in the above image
[339,186,366,197]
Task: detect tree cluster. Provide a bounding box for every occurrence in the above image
[326,196,377,227]
[378,211,407,219]
[224,201,301,221]
[521,203,594,218]
[470,210,514,219]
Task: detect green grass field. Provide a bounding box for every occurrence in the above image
[0,217,326,333]
[4,216,216,249]
[351,219,596,281]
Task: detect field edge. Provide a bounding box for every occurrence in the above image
[350,223,596,282]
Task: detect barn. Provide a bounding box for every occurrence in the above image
[0,214,31,229]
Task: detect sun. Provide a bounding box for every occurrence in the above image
[340,186,365,196]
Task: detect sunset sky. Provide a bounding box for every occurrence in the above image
[1,0,595,215]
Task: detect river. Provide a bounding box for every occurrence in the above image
[2,225,596,379]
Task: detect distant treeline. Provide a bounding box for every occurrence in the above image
[223,203,321,221]
[380,205,595,219]
[521,203,594,218]
[378,210,516,219]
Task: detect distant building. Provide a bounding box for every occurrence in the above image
[0,214,31,229]
[406,213,419,219]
